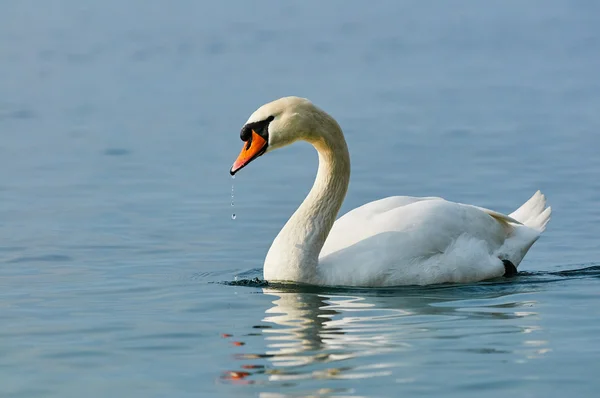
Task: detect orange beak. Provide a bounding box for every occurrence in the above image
[230,130,268,175]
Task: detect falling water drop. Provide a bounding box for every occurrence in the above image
[231,175,236,220]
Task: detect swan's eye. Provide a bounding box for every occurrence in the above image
[240,116,275,141]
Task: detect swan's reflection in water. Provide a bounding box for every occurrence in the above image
[223,283,551,397]
[260,291,415,373]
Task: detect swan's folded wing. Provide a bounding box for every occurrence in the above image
[469,206,523,225]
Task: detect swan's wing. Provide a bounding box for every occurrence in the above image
[324,197,521,256]
[340,195,442,217]
[468,205,523,225]
[320,196,442,257]
[316,195,546,286]
[319,197,520,285]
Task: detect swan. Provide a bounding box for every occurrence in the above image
[229,96,551,286]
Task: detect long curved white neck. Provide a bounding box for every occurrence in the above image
[264,125,350,283]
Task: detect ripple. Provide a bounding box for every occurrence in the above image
[0,105,36,121]
[213,272,572,392]
[5,254,73,264]
[224,277,270,287]
[221,263,600,292]
[43,350,109,360]
[0,246,26,253]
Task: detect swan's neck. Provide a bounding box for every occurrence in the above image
[264,129,350,283]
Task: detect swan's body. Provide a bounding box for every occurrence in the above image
[230,97,551,286]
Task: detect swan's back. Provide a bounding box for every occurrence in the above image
[316,194,547,286]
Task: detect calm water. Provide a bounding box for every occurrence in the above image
[1,1,600,397]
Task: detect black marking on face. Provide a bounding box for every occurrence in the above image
[240,115,274,142]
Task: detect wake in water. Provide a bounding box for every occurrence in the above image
[227,277,269,287]
[220,264,600,290]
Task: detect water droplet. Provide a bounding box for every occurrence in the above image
[231,177,236,219]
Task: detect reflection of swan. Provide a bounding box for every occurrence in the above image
[242,286,552,391]
[229,97,552,286]
[259,287,413,378]
[260,291,342,367]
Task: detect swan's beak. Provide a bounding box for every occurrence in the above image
[230,130,268,175]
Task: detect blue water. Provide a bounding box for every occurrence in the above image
[1,1,600,397]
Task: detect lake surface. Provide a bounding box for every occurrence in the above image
[1,1,599,397]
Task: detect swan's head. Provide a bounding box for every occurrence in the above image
[230,96,325,175]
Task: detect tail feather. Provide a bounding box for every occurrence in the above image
[509,190,552,232]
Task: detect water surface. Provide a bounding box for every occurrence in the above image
[1,1,599,397]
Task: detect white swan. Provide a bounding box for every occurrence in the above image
[230,97,551,286]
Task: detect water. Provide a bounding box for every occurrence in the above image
[1,1,600,397]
